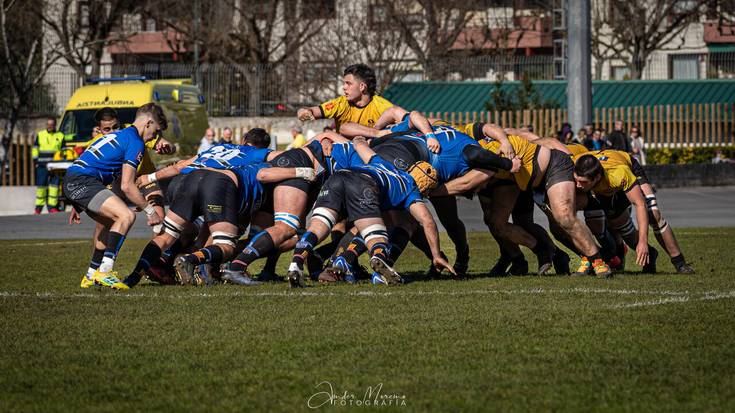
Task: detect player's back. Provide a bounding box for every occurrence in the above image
[67,126,143,185]
[188,143,271,171]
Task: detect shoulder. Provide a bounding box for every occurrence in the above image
[371,95,393,110]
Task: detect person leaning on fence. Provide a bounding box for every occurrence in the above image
[629,125,646,165]
[32,117,67,214]
[607,120,631,152]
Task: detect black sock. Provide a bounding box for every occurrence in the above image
[236,231,275,267]
[388,227,411,263]
[314,230,345,262]
[343,236,367,266]
[370,242,391,265]
[89,248,105,270]
[104,231,126,261]
[671,254,686,267]
[133,242,163,273]
[588,252,602,262]
[185,245,225,265]
[329,231,356,261]
[292,231,319,269]
[262,252,280,274]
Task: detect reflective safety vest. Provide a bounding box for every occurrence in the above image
[33,130,65,162]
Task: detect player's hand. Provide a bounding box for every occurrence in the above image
[500,141,515,159]
[427,137,441,154]
[136,174,150,187]
[433,256,456,276]
[92,126,102,137]
[320,138,333,156]
[155,138,176,155]
[297,108,315,122]
[510,156,522,173]
[146,211,162,226]
[635,243,649,267]
[68,209,81,225]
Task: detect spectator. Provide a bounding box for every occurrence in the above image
[574,128,587,144]
[221,127,233,143]
[607,120,631,152]
[286,125,307,150]
[712,149,734,164]
[558,122,572,142]
[584,123,594,138]
[33,117,66,214]
[584,128,606,151]
[198,128,216,154]
[629,126,646,165]
[563,130,575,144]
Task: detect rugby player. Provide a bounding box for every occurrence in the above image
[124,141,315,287]
[64,103,166,289]
[285,136,454,287]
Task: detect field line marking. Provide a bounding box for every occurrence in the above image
[609,290,735,309]
[5,240,89,247]
[0,287,704,300]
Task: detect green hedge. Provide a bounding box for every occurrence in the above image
[645,146,735,165]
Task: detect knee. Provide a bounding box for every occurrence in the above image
[119,209,136,226]
[554,211,576,232]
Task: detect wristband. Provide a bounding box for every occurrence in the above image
[426,132,436,140]
[144,205,156,216]
[147,172,158,183]
[295,167,315,181]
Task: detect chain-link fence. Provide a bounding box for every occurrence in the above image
[6,51,735,118]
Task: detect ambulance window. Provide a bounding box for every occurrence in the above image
[59,108,138,142]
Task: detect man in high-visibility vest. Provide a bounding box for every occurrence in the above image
[33,117,65,214]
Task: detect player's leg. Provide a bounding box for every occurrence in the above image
[512,189,560,275]
[640,183,694,273]
[429,196,470,276]
[176,221,240,285]
[607,209,658,274]
[479,193,527,276]
[124,210,187,287]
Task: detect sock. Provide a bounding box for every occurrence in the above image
[292,231,319,269]
[184,245,225,265]
[343,236,367,267]
[86,248,106,278]
[132,242,163,274]
[588,252,602,263]
[410,227,434,260]
[369,242,391,265]
[262,252,280,274]
[314,230,345,263]
[99,232,125,273]
[329,231,356,261]
[671,254,686,268]
[388,228,411,263]
[236,231,275,267]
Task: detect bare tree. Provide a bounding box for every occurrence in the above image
[605,0,707,79]
[590,0,621,79]
[0,0,64,161]
[39,0,141,78]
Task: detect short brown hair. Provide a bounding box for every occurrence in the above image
[136,102,168,131]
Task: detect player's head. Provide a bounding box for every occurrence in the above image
[46,117,57,132]
[94,107,120,134]
[243,128,271,148]
[343,64,377,100]
[135,102,168,142]
[407,161,439,196]
[573,154,603,192]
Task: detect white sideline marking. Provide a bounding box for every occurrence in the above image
[6,240,88,247]
[609,291,735,309]
[0,287,711,301]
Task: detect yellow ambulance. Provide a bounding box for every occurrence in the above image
[58,77,208,157]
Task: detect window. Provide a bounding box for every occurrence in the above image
[611,65,630,80]
[77,0,89,29]
[669,53,700,79]
[301,0,336,19]
[369,4,388,28]
[144,18,156,32]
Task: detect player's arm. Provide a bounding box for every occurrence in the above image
[319,127,365,141]
[256,166,315,183]
[408,111,440,153]
[431,169,495,196]
[297,106,322,121]
[373,106,408,130]
[482,123,515,158]
[352,136,377,163]
[408,201,455,275]
[463,145,520,172]
[121,164,161,226]
[535,137,571,154]
[625,184,650,266]
[138,156,196,186]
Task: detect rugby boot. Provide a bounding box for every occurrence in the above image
[221,263,262,286]
[508,256,529,275]
[369,255,403,285]
[552,249,571,275]
[91,270,129,290]
[488,255,512,277]
[286,262,306,288]
[80,275,95,289]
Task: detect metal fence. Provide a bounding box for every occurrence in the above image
[5,52,735,118]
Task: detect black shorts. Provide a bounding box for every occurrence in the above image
[371,136,428,171]
[313,171,381,222]
[631,158,650,186]
[269,146,318,193]
[538,149,574,191]
[586,193,631,220]
[169,170,241,225]
[165,174,187,203]
[62,174,115,213]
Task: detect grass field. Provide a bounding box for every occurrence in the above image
[1,228,734,412]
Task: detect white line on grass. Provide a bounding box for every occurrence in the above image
[609,291,735,309]
[6,240,88,247]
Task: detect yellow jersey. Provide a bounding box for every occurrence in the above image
[480,134,538,191]
[566,143,589,157]
[573,150,637,197]
[319,95,393,132]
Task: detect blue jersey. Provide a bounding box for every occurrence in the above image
[182,144,271,173]
[67,126,145,185]
[327,142,422,210]
[230,162,270,214]
[391,125,477,183]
